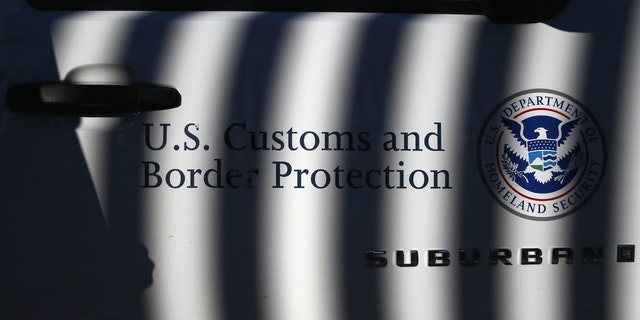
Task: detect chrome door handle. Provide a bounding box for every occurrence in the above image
[7,82,181,115]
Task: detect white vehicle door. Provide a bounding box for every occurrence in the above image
[1,0,636,319]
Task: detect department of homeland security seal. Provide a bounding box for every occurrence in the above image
[478,89,605,220]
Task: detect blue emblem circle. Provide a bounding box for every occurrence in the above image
[478,89,606,220]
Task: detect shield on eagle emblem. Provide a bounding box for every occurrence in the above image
[527,137,557,172]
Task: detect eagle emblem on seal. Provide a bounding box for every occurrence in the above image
[500,116,584,186]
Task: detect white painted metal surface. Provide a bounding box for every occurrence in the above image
[0,1,636,319]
